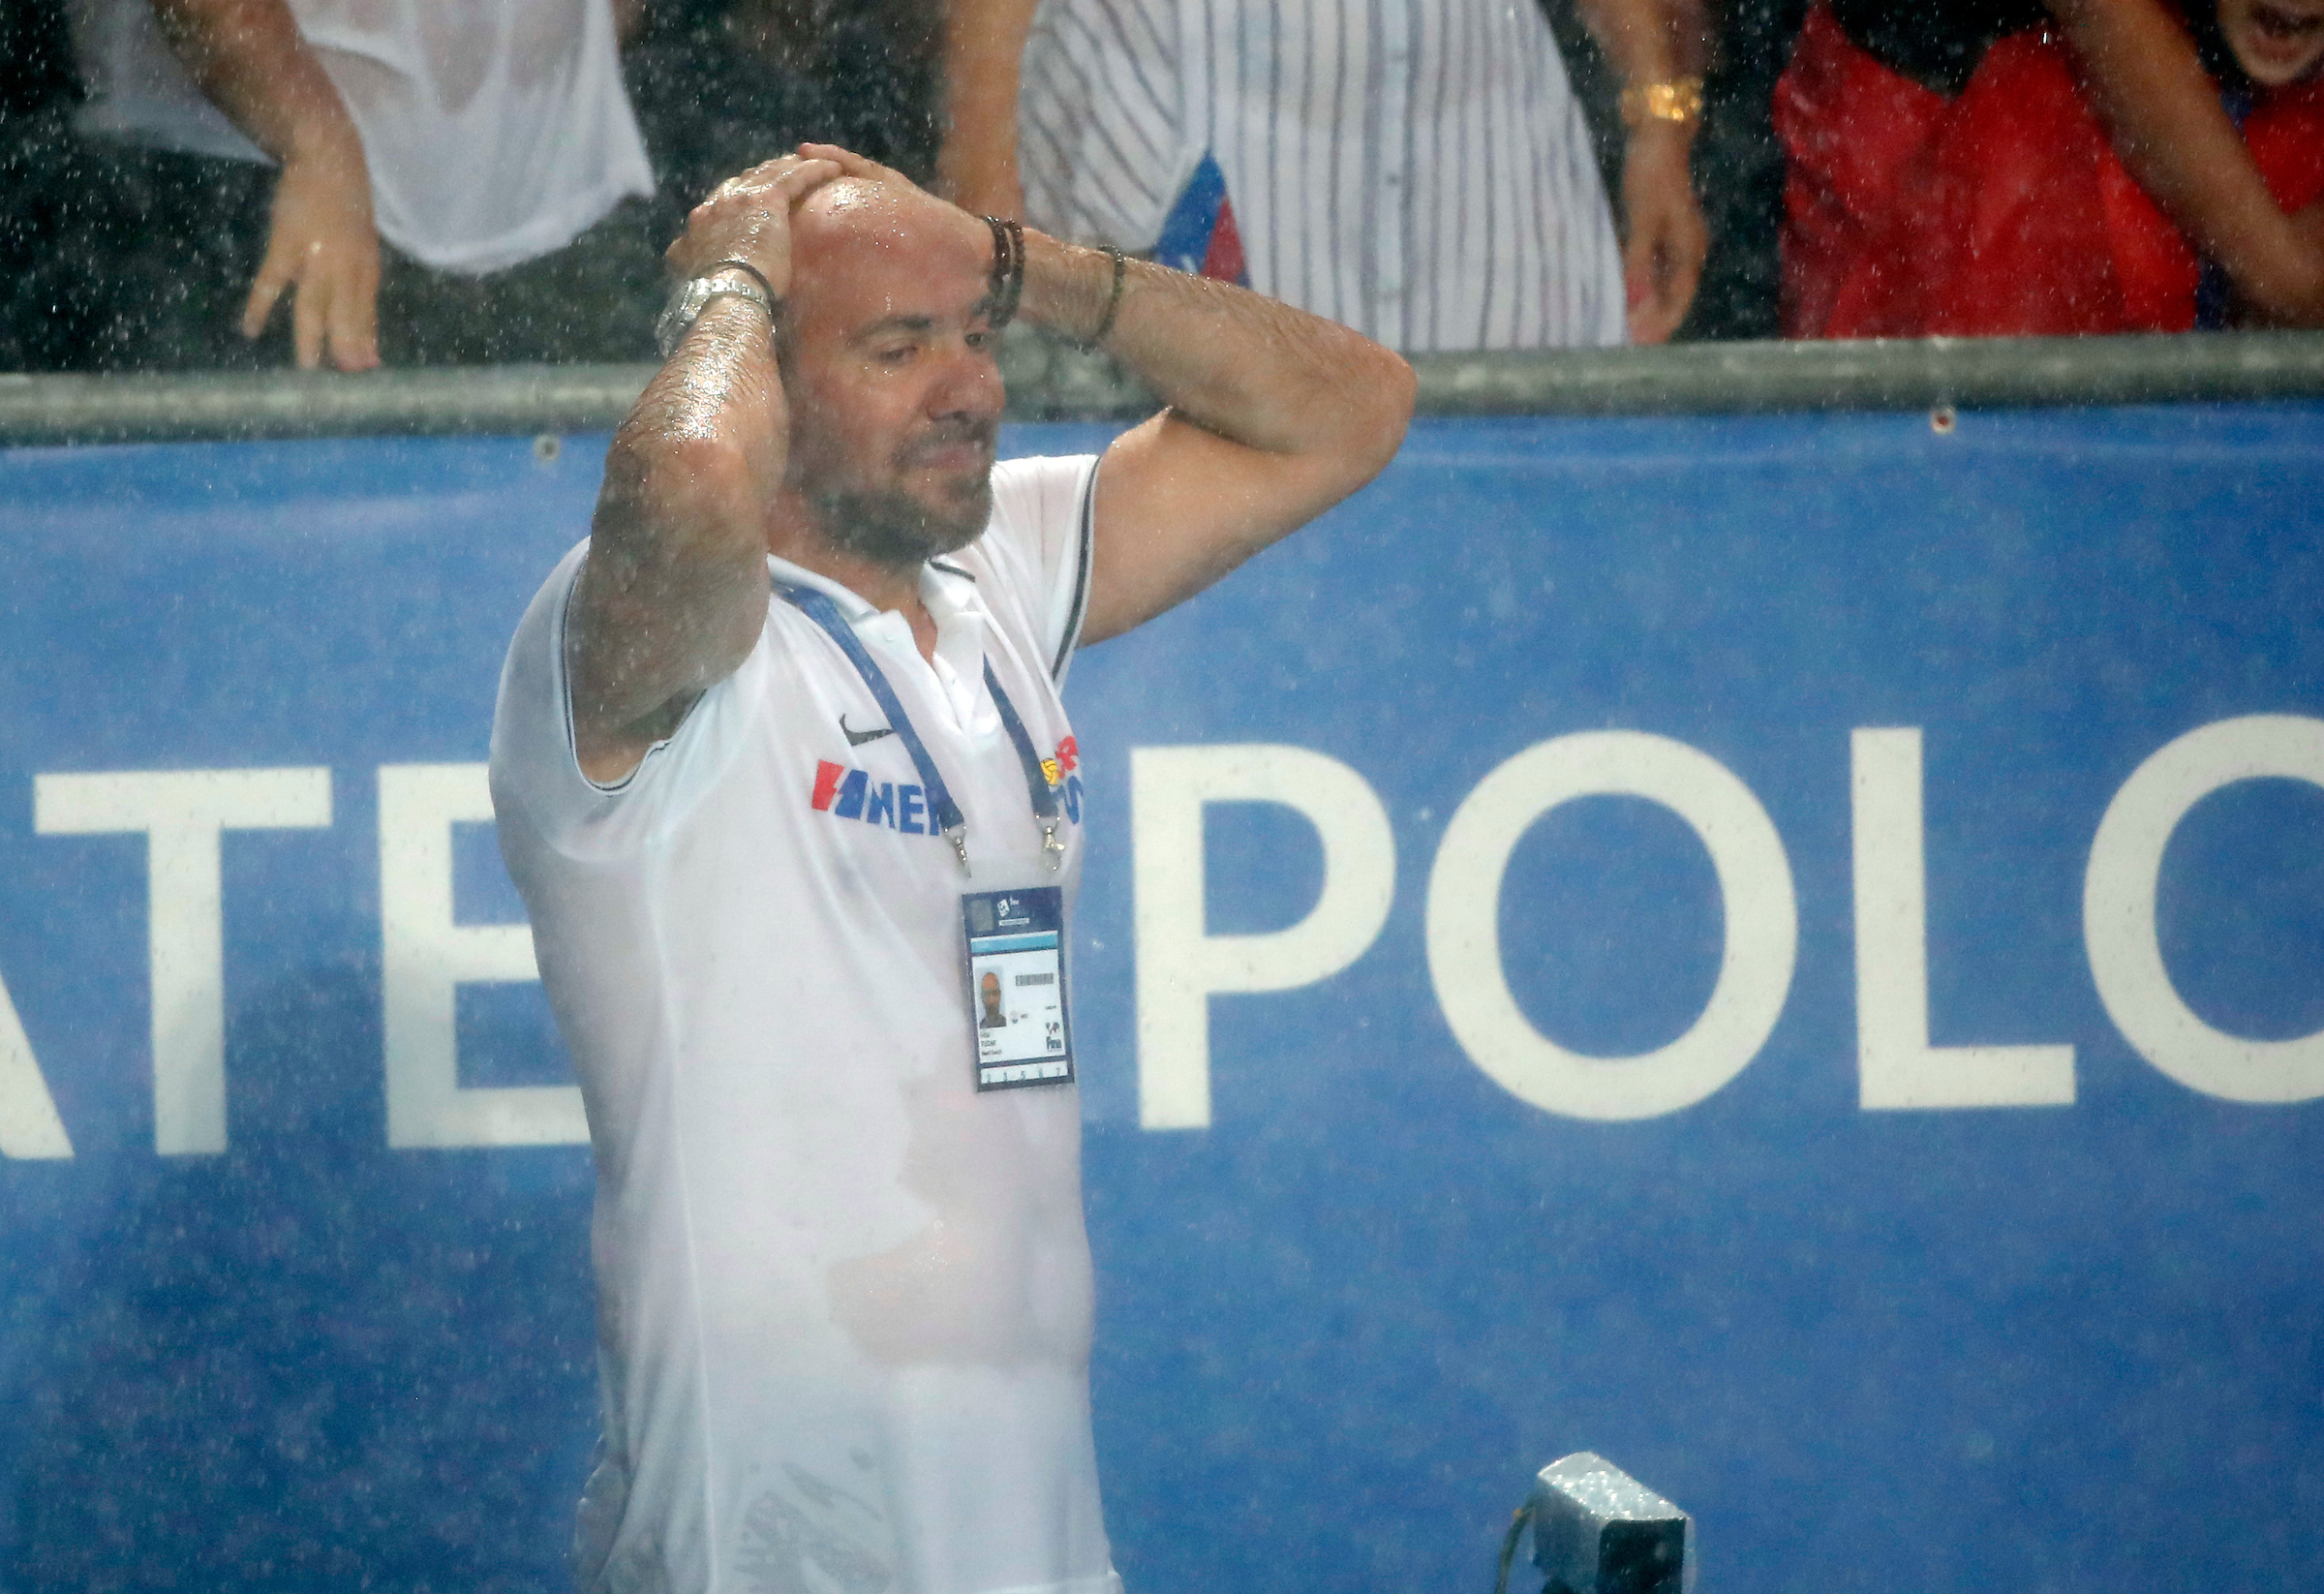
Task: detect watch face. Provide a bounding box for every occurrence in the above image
[656,279,713,357]
[656,273,770,357]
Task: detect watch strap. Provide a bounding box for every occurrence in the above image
[656,267,778,358]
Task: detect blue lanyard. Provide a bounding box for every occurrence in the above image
[777,580,1065,874]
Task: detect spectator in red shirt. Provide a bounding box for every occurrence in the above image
[1778,0,2324,337]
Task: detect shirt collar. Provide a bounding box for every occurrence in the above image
[765,553,876,621]
[764,554,983,626]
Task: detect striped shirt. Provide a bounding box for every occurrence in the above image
[1018,0,1627,351]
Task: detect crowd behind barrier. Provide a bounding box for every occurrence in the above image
[7,0,2324,376]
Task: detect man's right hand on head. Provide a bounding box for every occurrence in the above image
[666,154,847,302]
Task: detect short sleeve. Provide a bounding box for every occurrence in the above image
[969,454,1101,684]
[487,539,763,859]
[489,542,626,852]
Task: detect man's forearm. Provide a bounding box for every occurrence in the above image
[1017,230,1410,466]
[570,300,790,758]
[150,0,362,169]
[1012,229,1412,645]
[604,301,790,556]
[566,151,839,779]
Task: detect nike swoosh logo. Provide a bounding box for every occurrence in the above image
[841,714,895,747]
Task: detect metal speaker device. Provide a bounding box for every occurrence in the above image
[1493,1452,1694,1594]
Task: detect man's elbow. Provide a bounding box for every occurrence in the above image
[1343,348,1416,482]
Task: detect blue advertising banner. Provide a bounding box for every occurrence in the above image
[1,405,2319,1593]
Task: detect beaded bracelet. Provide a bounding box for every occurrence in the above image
[980,216,1025,329]
[1079,247,1127,352]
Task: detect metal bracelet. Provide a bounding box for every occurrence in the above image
[655,269,777,358]
[705,258,779,305]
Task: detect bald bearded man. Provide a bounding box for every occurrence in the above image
[488,146,1411,1594]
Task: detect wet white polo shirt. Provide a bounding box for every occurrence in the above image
[71,0,655,273]
[490,455,1116,1594]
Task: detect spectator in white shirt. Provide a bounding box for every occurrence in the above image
[58,0,654,370]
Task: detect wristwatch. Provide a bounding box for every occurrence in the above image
[1618,76,1705,130]
[656,265,778,358]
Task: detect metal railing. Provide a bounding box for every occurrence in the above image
[5,330,2324,446]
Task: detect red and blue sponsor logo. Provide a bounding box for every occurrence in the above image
[810,760,935,832]
[1049,735,1084,824]
[810,735,1086,833]
[1155,153,1250,287]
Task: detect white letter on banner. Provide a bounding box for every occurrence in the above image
[35,767,333,1154]
[1132,746,1395,1130]
[0,960,72,1159]
[380,763,584,1147]
[2085,715,2324,1103]
[1851,728,2076,1109]
[1426,732,1795,1120]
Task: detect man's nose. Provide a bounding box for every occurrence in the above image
[927,340,1005,421]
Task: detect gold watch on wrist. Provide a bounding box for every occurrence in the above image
[1618,77,1705,132]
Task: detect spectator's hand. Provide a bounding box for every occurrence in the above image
[2231,198,2324,327]
[241,137,382,372]
[1620,121,1707,345]
[665,152,847,299]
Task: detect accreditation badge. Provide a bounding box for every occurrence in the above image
[963,887,1075,1089]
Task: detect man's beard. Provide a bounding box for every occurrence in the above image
[815,475,993,567]
[804,414,999,568]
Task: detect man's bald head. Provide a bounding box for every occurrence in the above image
[785,178,993,332]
